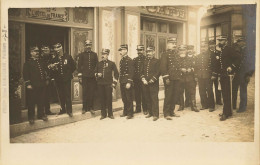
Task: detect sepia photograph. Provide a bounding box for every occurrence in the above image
[1,0,259,165]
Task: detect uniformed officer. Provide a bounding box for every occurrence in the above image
[23,46,48,124]
[118,44,135,119]
[95,49,119,120]
[40,45,55,115]
[195,42,215,112]
[179,45,199,112]
[232,36,255,112]
[133,45,148,115]
[141,46,160,121]
[77,40,98,114]
[49,43,76,117]
[211,36,240,121]
[208,40,223,105]
[160,37,181,120]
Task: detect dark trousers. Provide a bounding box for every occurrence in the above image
[179,80,197,108]
[143,82,159,117]
[27,86,46,120]
[56,80,72,113]
[163,80,181,117]
[220,76,232,117]
[44,83,51,112]
[232,74,248,111]
[213,78,222,103]
[120,83,134,117]
[82,77,96,111]
[98,84,113,117]
[134,79,147,112]
[198,78,215,109]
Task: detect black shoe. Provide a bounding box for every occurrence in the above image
[68,113,73,117]
[143,111,148,115]
[220,114,228,121]
[126,116,133,119]
[120,114,126,117]
[165,116,172,120]
[178,106,184,111]
[192,107,200,112]
[90,110,95,115]
[209,108,215,112]
[153,117,159,121]
[108,116,114,119]
[145,114,152,118]
[46,111,55,115]
[82,110,86,114]
[58,111,66,115]
[29,119,35,124]
[100,116,106,120]
[236,109,246,113]
[41,116,48,121]
[200,107,208,110]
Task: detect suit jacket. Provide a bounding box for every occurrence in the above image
[195,50,213,79]
[23,58,48,88]
[77,50,98,78]
[119,55,134,84]
[140,57,160,83]
[95,60,119,85]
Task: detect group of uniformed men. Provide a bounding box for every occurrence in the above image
[23,34,253,124]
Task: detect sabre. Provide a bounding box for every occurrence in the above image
[228,74,234,111]
[52,79,63,116]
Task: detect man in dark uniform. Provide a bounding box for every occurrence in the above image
[232,36,255,112]
[160,38,181,120]
[195,41,215,112]
[133,45,148,115]
[118,44,135,119]
[40,45,55,115]
[208,40,223,105]
[95,49,119,120]
[179,45,199,112]
[23,46,48,124]
[49,43,76,117]
[77,40,98,114]
[211,36,240,121]
[141,46,160,121]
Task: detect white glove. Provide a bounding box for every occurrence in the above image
[126,83,131,89]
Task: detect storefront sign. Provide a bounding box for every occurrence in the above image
[26,8,69,22]
[141,6,186,19]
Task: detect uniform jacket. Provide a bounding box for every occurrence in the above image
[133,54,146,80]
[160,50,181,81]
[140,57,160,83]
[119,55,134,84]
[212,45,240,77]
[23,58,48,88]
[77,50,98,78]
[181,54,196,81]
[95,60,119,85]
[194,50,213,79]
[50,54,76,82]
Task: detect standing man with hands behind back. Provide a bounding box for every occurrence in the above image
[77,40,98,115]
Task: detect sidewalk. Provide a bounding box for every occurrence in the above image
[10,90,165,137]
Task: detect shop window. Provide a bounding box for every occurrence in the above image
[208,27,214,41]
[143,20,156,32]
[158,22,167,33]
[200,28,207,42]
[169,23,177,34]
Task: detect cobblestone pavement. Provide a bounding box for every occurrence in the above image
[10,76,255,143]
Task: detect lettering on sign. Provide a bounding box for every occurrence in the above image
[26,8,69,22]
[141,6,186,19]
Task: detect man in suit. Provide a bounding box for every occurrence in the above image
[141,46,160,121]
[232,36,255,112]
[133,45,148,115]
[211,36,240,121]
[118,44,135,119]
[195,41,215,112]
[23,46,49,124]
[160,38,181,120]
[49,43,76,117]
[77,40,98,114]
[95,49,119,120]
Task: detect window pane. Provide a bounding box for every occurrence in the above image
[169,23,177,34]
[158,37,166,58]
[200,28,207,40]
[145,35,156,48]
[208,27,214,38]
[158,22,167,33]
[143,20,156,32]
